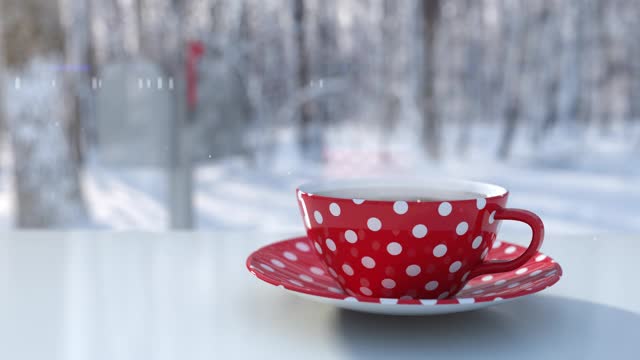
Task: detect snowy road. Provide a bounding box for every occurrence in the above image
[0,126,637,235]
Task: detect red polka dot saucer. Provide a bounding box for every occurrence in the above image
[247,236,562,315]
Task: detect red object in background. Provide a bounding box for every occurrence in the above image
[186,41,205,111]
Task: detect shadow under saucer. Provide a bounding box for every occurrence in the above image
[335,295,639,360]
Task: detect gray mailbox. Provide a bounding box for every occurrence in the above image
[96,60,172,167]
[191,56,252,161]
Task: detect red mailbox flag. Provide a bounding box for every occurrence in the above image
[186,41,205,111]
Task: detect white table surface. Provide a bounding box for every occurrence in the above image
[0,231,637,360]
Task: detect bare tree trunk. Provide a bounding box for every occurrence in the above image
[135,0,145,53]
[420,0,441,159]
[380,0,400,155]
[61,0,93,165]
[3,0,88,227]
[317,0,336,128]
[293,0,317,159]
[585,0,601,132]
[628,3,640,126]
[456,0,483,157]
[99,0,126,60]
[237,0,259,164]
[558,0,581,129]
[540,80,559,137]
[595,0,611,136]
[532,3,559,144]
[498,101,519,159]
[497,2,528,159]
[0,0,5,157]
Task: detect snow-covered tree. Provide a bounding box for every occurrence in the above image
[2,0,88,227]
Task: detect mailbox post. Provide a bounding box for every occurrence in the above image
[96,59,194,229]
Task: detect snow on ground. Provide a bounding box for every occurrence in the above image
[0,123,638,236]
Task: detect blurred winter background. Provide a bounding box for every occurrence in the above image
[0,0,638,235]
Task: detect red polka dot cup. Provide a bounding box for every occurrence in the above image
[296,179,544,300]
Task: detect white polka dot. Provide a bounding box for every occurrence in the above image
[270,259,285,268]
[488,210,496,224]
[438,202,452,216]
[507,282,520,289]
[299,274,313,282]
[462,271,471,282]
[360,287,373,296]
[438,291,450,299]
[412,224,428,238]
[504,246,516,254]
[515,267,528,275]
[393,201,408,214]
[260,264,275,272]
[432,244,447,257]
[472,289,484,295]
[314,242,323,254]
[310,266,325,275]
[381,278,396,289]
[329,203,341,216]
[535,254,547,262]
[325,238,336,251]
[530,269,542,277]
[495,279,507,286]
[296,242,311,252]
[481,248,489,259]
[367,217,382,231]
[345,230,358,243]
[406,264,421,277]
[288,279,304,286]
[476,197,486,209]
[344,297,358,302]
[458,298,475,304]
[425,281,439,291]
[353,199,365,204]
[283,251,297,261]
[472,236,483,249]
[342,264,354,276]
[328,287,343,294]
[456,222,469,235]
[463,284,472,290]
[492,240,502,249]
[418,299,435,305]
[313,211,323,224]
[400,295,413,300]
[481,275,493,282]
[449,261,462,273]
[494,297,504,302]
[328,268,338,277]
[361,256,376,269]
[387,242,402,256]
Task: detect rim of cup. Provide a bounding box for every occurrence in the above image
[297,178,508,203]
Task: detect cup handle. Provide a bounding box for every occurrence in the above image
[468,208,545,279]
